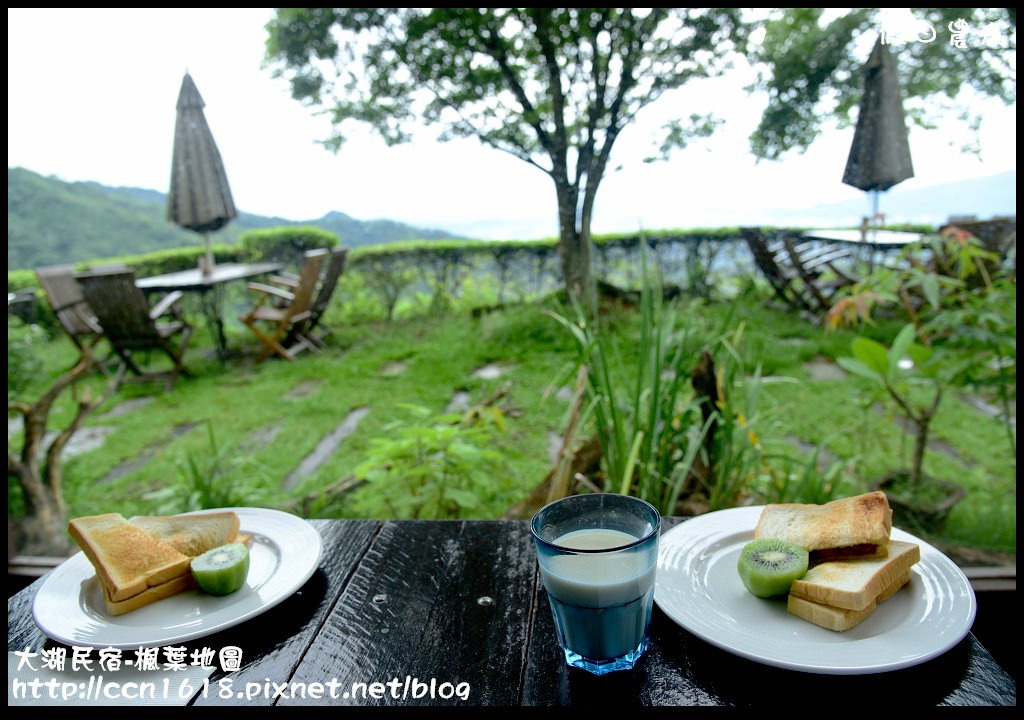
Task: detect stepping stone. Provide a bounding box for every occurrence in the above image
[237,421,284,453]
[11,395,151,463]
[446,390,471,414]
[99,422,200,484]
[283,406,370,490]
[804,356,846,381]
[960,393,1016,429]
[99,396,154,419]
[42,425,117,460]
[472,362,513,380]
[785,434,842,468]
[380,361,408,377]
[286,379,324,398]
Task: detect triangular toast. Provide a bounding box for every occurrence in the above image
[67,514,191,602]
[130,511,241,558]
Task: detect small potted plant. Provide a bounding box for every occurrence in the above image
[837,323,965,530]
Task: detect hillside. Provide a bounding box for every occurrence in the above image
[7,167,464,270]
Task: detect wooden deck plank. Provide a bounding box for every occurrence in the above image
[283,520,537,706]
[194,520,380,706]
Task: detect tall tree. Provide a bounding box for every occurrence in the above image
[265,8,746,311]
[748,8,1015,160]
[265,9,1015,308]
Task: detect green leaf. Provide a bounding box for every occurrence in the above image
[907,343,939,378]
[444,488,480,509]
[836,356,882,382]
[921,273,941,308]
[889,324,916,376]
[850,337,889,377]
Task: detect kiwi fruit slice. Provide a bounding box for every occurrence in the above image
[737,539,809,598]
[191,543,250,595]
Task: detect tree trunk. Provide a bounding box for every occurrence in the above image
[552,175,597,314]
[8,350,123,556]
[909,386,941,489]
[11,463,69,555]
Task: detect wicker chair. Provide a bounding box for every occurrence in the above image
[239,249,327,361]
[76,267,193,387]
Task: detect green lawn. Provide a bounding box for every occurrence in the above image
[8,287,1016,556]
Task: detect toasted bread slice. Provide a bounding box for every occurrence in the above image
[754,491,893,564]
[787,569,911,631]
[788,540,920,611]
[130,511,241,558]
[68,514,192,602]
[102,573,199,616]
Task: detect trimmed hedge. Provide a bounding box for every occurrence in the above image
[8,224,927,325]
[239,226,340,269]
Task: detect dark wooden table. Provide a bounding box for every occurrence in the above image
[7,519,1016,706]
[136,262,283,359]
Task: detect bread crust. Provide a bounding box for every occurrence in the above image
[68,510,244,613]
[68,514,191,602]
[788,540,920,611]
[787,570,911,631]
[754,491,892,558]
[101,574,199,616]
[130,512,241,557]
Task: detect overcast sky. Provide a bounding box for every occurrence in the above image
[7,8,1016,240]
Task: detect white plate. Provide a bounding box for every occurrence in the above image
[654,506,977,674]
[33,507,323,649]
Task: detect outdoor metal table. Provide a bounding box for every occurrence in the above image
[7,519,1015,706]
[800,228,922,248]
[136,262,284,360]
[798,228,922,271]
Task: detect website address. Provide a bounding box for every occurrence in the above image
[10,675,472,703]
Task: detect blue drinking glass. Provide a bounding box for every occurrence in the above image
[531,493,661,675]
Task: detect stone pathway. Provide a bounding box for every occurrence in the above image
[99,422,200,484]
[99,396,154,418]
[379,361,408,377]
[446,390,472,414]
[237,422,284,453]
[286,379,323,398]
[472,362,514,380]
[804,355,846,381]
[282,407,370,490]
[28,352,1010,508]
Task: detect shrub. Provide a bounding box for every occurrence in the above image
[239,226,339,268]
[7,316,48,398]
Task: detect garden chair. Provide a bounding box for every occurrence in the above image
[76,267,193,387]
[34,264,105,352]
[741,227,857,317]
[271,246,349,350]
[239,248,327,361]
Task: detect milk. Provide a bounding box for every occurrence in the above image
[538,528,657,661]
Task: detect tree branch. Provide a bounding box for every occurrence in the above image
[530,10,570,185]
[479,17,554,156]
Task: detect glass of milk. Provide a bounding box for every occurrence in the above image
[531,493,661,675]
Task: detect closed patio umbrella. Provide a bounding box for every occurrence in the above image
[167,72,237,275]
[842,38,914,221]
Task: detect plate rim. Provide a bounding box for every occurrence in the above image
[32,507,322,649]
[654,506,977,674]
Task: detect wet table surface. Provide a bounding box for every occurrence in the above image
[8,519,1016,706]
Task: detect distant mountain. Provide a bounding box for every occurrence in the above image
[7,167,464,271]
[760,171,1016,229]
